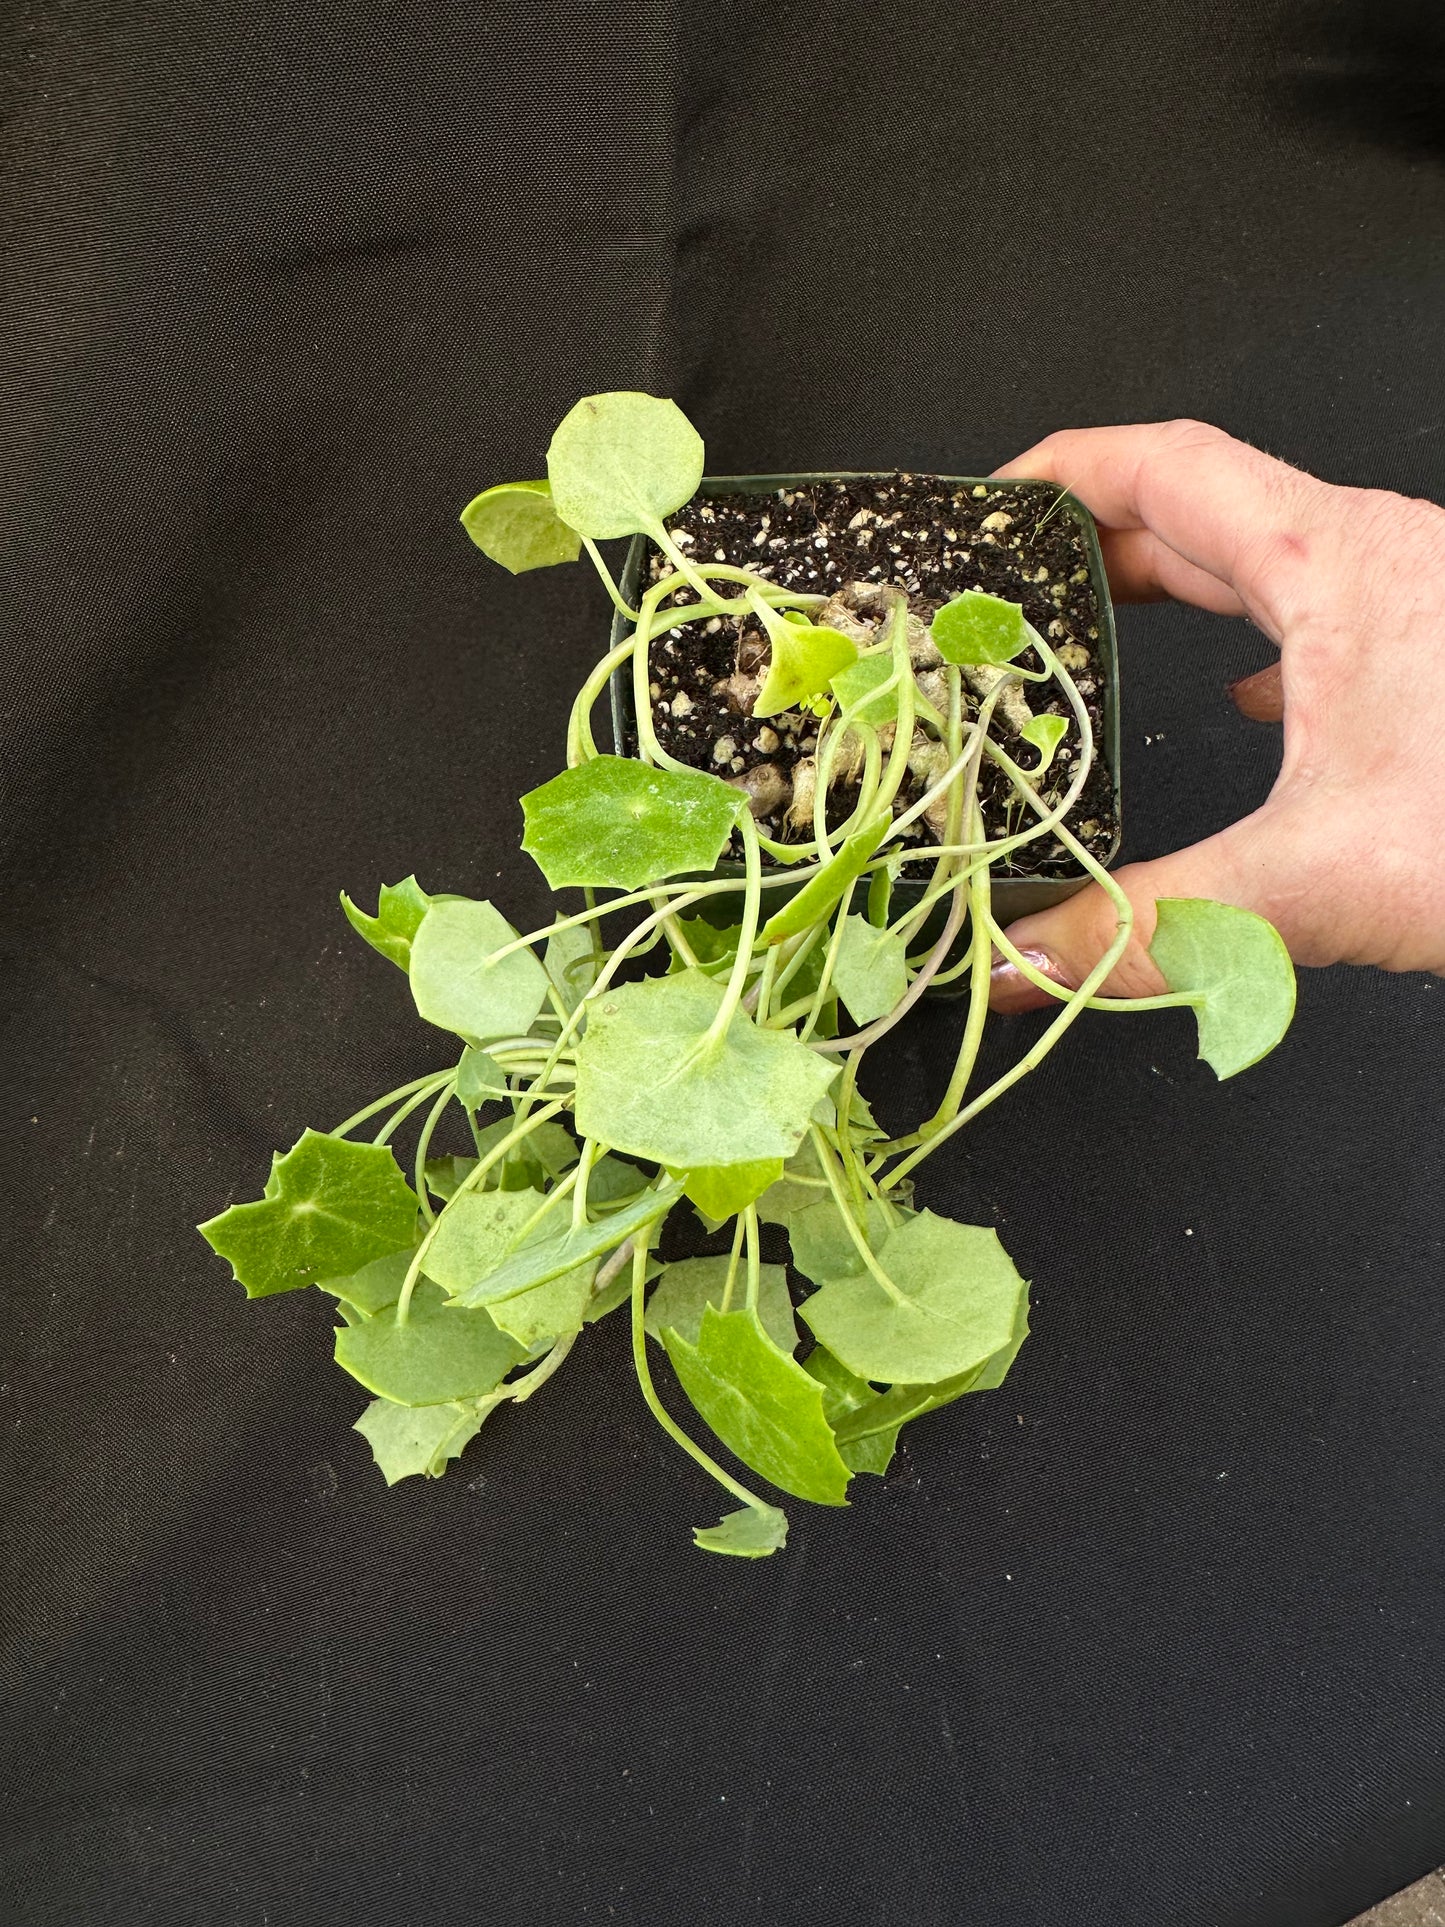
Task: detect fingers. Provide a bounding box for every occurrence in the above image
[1097,527,1248,615]
[987,817,1312,1012]
[993,420,1340,637]
[1227,661,1285,723]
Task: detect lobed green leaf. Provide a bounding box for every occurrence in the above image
[198,1130,419,1299]
[354,1396,492,1483]
[521,756,746,891]
[340,876,433,972]
[693,1503,788,1558]
[335,1281,526,1406]
[930,590,1030,666]
[645,1256,797,1353]
[832,914,908,1025]
[753,608,859,719]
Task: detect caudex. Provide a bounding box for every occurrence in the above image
[199,392,1296,1559]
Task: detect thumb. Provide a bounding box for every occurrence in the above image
[988,821,1279,1012]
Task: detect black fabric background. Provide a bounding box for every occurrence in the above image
[3,4,1443,1923]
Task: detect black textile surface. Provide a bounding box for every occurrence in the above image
[3,4,1443,1923]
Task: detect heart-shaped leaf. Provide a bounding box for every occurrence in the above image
[832,914,908,1025]
[661,1303,851,1504]
[335,1281,526,1406]
[1148,897,1296,1078]
[459,479,582,574]
[693,1503,788,1558]
[799,1209,1027,1384]
[521,756,746,890]
[645,1256,798,1353]
[573,969,837,1167]
[546,392,704,540]
[455,1047,510,1108]
[354,1396,492,1483]
[930,590,1030,666]
[409,898,550,1044]
[199,1131,419,1299]
[340,875,433,971]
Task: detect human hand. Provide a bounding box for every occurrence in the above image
[986,420,1445,1011]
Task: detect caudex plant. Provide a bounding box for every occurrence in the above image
[199,392,1296,1559]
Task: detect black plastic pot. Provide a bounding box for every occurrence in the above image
[606,472,1121,978]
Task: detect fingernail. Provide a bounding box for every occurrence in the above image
[989,946,1073,1014]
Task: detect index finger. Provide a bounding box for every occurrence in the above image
[992,420,1340,639]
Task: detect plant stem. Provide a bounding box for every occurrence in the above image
[580,537,640,620]
[507,1331,578,1405]
[923,806,993,1130]
[412,1078,460,1225]
[706,812,763,1044]
[720,1214,747,1310]
[333,1069,454,1140]
[809,1124,906,1303]
[629,1233,768,1512]
[743,1205,762,1312]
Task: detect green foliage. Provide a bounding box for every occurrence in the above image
[759,816,889,945]
[693,1504,788,1558]
[645,1256,797,1353]
[832,914,908,1025]
[799,1210,1027,1384]
[672,1159,783,1221]
[1149,897,1297,1078]
[354,1396,492,1483]
[662,1304,851,1505]
[752,605,859,718]
[200,389,1299,1558]
[199,1131,419,1299]
[335,1281,526,1406]
[831,651,899,725]
[546,391,703,540]
[459,479,582,574]
[931,590,1030,665]
[521,756,746,890]
[409,898,550,1044]
[573,970,836,1167]
[1020,713,1068,771]
[340,876,433,971]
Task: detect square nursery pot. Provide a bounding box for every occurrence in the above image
[607,472,1121,983]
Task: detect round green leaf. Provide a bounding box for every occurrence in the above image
[1148,897,1297,1078]
[545,392,704,540]
[799,1208,1027,1384]
[930,590,1030,665]
[521,756,746,890]
[459,480,582,574]
[573,969,838,1168]
[335,1281,526,1406]
[409,898,550,1044]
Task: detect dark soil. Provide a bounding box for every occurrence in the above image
[632,474,1117,873]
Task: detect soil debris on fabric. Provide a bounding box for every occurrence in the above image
[635,475,1116,873]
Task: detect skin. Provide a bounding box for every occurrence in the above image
[985,419,1445,1011]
